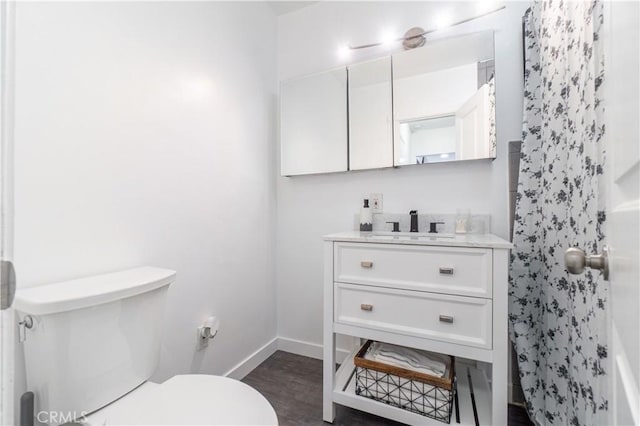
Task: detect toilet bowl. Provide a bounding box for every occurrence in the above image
[13,267,278,426]
[86,375,277,425]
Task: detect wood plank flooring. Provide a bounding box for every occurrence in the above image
[242,351,534,426]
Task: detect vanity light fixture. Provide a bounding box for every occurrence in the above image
[343,4,505,52]
[402,27,426,50]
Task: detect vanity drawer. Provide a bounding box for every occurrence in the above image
[334,283,492,349]
[334,242,492,298]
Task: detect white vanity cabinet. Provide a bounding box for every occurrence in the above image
[323,232,512,426]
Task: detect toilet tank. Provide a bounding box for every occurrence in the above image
[13,267,176,425]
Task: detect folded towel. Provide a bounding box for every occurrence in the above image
[364,342,450,378]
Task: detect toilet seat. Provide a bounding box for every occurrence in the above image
[85,375,278,425]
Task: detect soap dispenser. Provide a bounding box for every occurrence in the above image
[359,199,373,231]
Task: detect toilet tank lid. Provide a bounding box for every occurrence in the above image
[13,267,176,315]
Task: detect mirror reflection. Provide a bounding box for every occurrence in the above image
[393,31,496,166]
[398,115,456,164]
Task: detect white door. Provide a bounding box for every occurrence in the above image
[604,1,640,425]
[455,84,489,160]
[0,2,15,425]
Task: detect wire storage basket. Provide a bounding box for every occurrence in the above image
[354,340,456,423]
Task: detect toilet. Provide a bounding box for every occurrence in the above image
[13,267,278,426]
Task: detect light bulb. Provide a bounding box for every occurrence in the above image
[337,44,351,60]
[476,0,496,14]
[435,12,453,29]
[380,30,396,47]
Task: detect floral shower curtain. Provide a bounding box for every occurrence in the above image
[509,1,607,425]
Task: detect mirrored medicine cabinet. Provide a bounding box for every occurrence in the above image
[280,68,348,176]
[348,56,393,170]
[280,30,496,176]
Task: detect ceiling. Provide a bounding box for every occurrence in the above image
[268,1,320,16]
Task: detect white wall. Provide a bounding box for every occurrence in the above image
[12,0,277,406]
[276,1,529,351]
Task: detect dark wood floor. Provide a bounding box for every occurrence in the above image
[242,351,534,426]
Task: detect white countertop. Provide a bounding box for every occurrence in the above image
[323,231,513,249]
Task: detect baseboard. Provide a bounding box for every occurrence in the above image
[223,337,278,380]
[222,336,351,381]
[277,337,351,363]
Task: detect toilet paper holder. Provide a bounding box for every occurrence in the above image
[199,325,217,340]
[197,316,219,348]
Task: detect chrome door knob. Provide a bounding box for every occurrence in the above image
[564,246,609,280]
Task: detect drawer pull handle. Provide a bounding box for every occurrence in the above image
[360,261,373,269]
[360,304,373,312]
[439,315,454,323]
[439,267,454,275]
